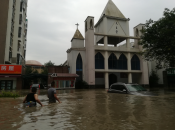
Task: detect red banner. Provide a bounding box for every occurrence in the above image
[0,65,22,74]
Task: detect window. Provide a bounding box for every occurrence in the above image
[17,43,20,51]
[9,51,12,61]
[18,27,22,38]
[111,85,126,91]
[90,19,93,29]
[76,54,82,71]
[118,54,127,70]
[95,52,104,69]
[108,53,117,69]
[17,54,20,64]
[85,21,87,32]
[20,2,23,12]
[136,28,139,37]
[24,50,26,58]
[19,14,22,24]
[131,55,140,70]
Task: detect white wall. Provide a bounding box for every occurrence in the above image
[148,61,165,84]
[107,18,129,36]
[71,39,84,48]
[68,50,86,80]
[95,78,105,85]
[4,1,13,62]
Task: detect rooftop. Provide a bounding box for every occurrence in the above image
[26,60,43,66]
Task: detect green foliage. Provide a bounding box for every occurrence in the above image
[44,61,55,66]
[139,8,175,69]
[0,90,21,99]
[75,80,88,89]
[25,66,33,74]
[32,69,39,74]
[149,70,159,87]
[41,67,48,75]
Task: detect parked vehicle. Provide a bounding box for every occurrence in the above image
[30,84,40,89]
[108,82,154,96]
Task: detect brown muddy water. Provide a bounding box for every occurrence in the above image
[0,89,175,130]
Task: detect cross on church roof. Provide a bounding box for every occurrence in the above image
[75,23,79,29]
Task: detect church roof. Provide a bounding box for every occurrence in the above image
[71,29,84,42]
[99,0,125,19]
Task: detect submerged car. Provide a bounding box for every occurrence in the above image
[108,82,154,96]
[30,84,40,89]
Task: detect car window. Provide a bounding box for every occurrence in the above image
[120,85,126,91]
[111,85,118,90]
[111,85,126,91]
[32,84,39,87]
[126,84,146,92]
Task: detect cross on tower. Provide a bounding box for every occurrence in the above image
[75,23,79,29]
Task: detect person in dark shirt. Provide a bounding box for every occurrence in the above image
[23,87,43,107]
[47,81,61,103]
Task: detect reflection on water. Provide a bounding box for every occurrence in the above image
[1,89,175,130]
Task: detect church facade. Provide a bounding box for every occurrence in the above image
[66,0,150,88]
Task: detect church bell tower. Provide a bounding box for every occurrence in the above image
[84,16,95,85]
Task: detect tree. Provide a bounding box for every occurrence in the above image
[149,70,159,87]
[44,61,55,66]
[25,66,33,74]
[32,69,39,74]
[41,60,55,74]
[41,67,48,75]
[139,8,175,69]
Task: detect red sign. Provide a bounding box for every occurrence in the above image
[0,65,22,74]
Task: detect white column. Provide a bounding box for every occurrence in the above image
[104,36,108,48]
[105,73,109,89]
[104,36,108,70]
[126,38,130,48]
[128,52,131,71]
[103,17,107,34]
[128,73,132,83]
[104,52,108,70]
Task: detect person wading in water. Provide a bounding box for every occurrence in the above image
[23,87,43,107]
[47,81,61,103]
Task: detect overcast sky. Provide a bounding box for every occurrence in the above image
[26,0,175,65]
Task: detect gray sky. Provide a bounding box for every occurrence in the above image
[26,0,175,65]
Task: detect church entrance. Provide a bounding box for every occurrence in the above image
[109,74,117,88]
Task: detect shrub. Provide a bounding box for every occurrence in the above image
[75,80,88,89]
[149,70,159,87]
[0,90,21,99]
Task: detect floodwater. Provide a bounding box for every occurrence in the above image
[1,89,175,130]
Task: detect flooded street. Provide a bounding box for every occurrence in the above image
[1,89,175,130]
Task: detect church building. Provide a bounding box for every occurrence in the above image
[65,0,149,88]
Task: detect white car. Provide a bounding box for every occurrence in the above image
[30,84,40,89]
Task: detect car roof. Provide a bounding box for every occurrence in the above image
[110,82,139,87]
[32,84,40,87]
[111,82,126,85]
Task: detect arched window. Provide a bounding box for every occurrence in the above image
[76,54,82,71]
[90,19,93,29]
[131,55,140,70]
[85,21,87,32]
[95,52,104,69]
[108,53,118,69]
[136,28,139,37]
[118,54,127,70]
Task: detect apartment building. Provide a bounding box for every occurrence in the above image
[0,0,28,90]
[0,0,28,65]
